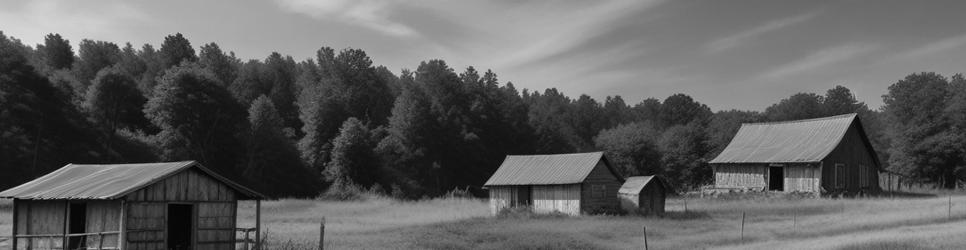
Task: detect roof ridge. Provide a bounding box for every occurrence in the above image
[742,113,856,126]
[506,152,603,157]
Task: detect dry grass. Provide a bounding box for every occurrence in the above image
[3,193,966,249]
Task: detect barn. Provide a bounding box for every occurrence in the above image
[618,176,666,215]
[483,152,623,216]
[709,113,881,195]
[0,161,266,250]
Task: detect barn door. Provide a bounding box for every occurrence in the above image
[769,166,784,191]
[516,186,532,206]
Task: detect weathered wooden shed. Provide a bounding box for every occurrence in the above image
[0,161,266,250]
[618,176,666,215]
[709,113,881,195]
[483,152,624,216]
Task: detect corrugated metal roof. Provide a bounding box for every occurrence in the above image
[0,161,265,200]
[709,113,858,164]
[618,176,661,195]
[484,152,610,186]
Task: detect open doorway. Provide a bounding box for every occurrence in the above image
[68,203,87,250]
[769,166,784,191]
[167,204,193,250]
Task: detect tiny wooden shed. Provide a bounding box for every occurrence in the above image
[618,176,666,215]
[483,152,624,216]
[0,161,266,250]
[709,113,881,195]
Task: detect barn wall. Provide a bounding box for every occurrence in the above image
[84,200,122,248]
[14,200,67,250]
[822,123,880,194]
[123,168,239,250]
[713,164,767,190]
[488,186,520,215]
[783,164,821,193]
[580,161,621,214]
[532,184,581,216]
[640,182,666,215]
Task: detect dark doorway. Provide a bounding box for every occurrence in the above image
[516,186,532,206]
[167,204,193,250]
[769,166,784,191]
[68,203,87,250]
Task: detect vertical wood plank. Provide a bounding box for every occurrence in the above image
[119,200,127,250]
[255,200,261,250]
[11,199,18,250]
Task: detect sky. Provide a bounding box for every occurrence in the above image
[3,0,966,111]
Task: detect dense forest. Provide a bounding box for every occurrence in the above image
[1,31,964,198]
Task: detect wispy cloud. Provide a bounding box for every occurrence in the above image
[0,0,151,45]
[274,0,418,38]
[758,43,878,80]
[705,11,821,53]
[893,33,966,60]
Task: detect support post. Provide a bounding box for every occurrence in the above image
[642,226,648,250]
[244,231,251,250]
[97,232,104,250]
[11,199,17,250]
[740,212,745,241]
[119,200,127,250]
[949,195,952,220]
[319,217,325,250]
[255,200,262,250]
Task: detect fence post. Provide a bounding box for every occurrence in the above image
[949,195,953,220]
[320,217,326,250]
[684,198,688,213]
[244,230,251,250]
[642,226,648,250]
[740,212,745,241]
[98,232,104,250]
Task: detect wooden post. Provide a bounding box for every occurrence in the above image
[11,199,17,250]
[255,200,261,250]
[949,195,952,220]
[321,219,327,250]
[244,231,251,250]
[642,225,648,250]
[63,201,69,250]
[119,200,126,250]
[683,198,688,213]
[740,212,745,241]
[98,232,104,250]
[792,211,797,231]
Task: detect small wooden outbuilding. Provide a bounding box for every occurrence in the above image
[483,152,624,216]
[0,161,266,250]
[709,113,881,195]
[618,176,666,215]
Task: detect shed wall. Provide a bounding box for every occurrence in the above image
[14,200,66,250]
[580,161,621,214]
[84,200,122,248]
[783,164,821,193]
[123,168,238,250]
[713,164,767,190]
[488,186,520,215]
[821,123,880,194]
[532,184,581,216]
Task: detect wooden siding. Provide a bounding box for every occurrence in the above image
[125,202,165,250]
[84,200,122,248]
[713,164,767,190]
[782,164,821,193]
[821,123,881,194]
[580,161,621,214]
[124,168,237,202]
[532,184,581,216]
[197,202,236,250]
[14,200,66,250]
[488,186,522,215]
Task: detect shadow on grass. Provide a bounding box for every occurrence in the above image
[875,191,937,198]
[662,210,712,220]
[836,239,937,250]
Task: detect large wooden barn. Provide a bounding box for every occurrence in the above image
[0,161,265,250]
[483,152,623,216]
[709,113,881,195]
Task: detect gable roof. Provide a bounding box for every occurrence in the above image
[0,161,265,200]
[709,113,877,164]
[618,175,664,195]
[484,152,621,186]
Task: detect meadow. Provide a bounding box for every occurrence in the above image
[4,192,966,249]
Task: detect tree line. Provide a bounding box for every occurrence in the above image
[0,31,962,199]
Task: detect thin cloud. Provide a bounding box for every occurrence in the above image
[758,43,878,80]
[0,0,152,45]
[705,11,821,53]
[894,33,966,60]
[274,0,418,38]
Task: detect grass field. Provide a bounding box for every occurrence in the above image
[4,193,966,249]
